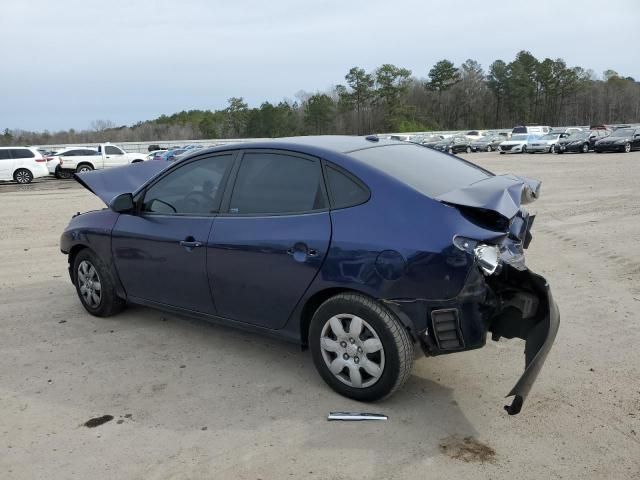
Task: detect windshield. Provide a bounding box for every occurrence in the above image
[612,129,634,137]
[540,134,557,140]
[350,144,491,197]
[511,134,528,141]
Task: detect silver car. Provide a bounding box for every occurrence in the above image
[526,133,565,153]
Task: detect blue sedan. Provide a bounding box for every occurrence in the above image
[61,136,559,414]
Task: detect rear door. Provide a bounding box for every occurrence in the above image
[207,150,331,329]
[112,152,234,313]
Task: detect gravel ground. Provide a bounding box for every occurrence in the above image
[1,151,639,479]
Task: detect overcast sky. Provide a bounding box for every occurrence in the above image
[1,0,638,131]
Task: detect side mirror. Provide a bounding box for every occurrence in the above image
[110,193,134,213]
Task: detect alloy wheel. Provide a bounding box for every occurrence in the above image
[77,260,102,308]
[582,143,589,153]
[15,170,33,184]
[625,142,631,153]
[319,314,385,388]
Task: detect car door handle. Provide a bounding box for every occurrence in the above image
[286,244,318,257]
[180,238,203,249]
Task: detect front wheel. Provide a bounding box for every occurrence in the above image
[465,146,471,153]
[14,168,33,184]
[521,145,527,153]
[550,144,556,153]
[581,143,589,153]
[447,147,453,154]
[73,249,125,317]
[486,145,492,152]
[309,293,414,402]
[624,142,631,153]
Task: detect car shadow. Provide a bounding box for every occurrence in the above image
[109,305,478,441]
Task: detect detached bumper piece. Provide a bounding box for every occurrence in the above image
[488,268,560,415]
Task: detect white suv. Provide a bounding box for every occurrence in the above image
[0,147,49,184]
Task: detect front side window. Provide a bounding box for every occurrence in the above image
[9,149,35,159]
[142,155,232,215]
[105,146,123,155]
[229,152,326,215]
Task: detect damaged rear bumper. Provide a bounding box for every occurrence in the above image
[488,268,560,415]
[385,265,559,415]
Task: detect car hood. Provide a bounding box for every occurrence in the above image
[500,140,526,146]
[74,161,169,205]
[436,174,541,220]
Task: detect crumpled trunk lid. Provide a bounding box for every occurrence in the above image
[436,174,541,221]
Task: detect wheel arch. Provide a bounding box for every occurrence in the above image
[298,287,417,349]
[12,166,35,180]
[76,161,95,170]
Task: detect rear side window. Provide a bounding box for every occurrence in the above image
[0,150,11,160]
[229,152,326,215]
[9,149,35,159]
[349,144,491,198]
[325,165,369,209]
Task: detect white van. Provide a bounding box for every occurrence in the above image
[0,147,50,184]
[511,125,551,136]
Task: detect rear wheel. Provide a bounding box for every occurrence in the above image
[486,145,492,152]
[581,143,589,153]
[309,293,414,402]
[76,164,94,173]
[14,169,33,184]
[465,146,471,153]
[550,144,556,153]
[56,169,73,179]
[73,249,125,317]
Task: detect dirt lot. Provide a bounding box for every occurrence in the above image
[1,151,639,479]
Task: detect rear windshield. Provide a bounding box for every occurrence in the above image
[349,144,491,197]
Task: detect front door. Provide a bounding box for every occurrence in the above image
[112,153,234,313]
[0,149,14,180]
[208,150,331,329]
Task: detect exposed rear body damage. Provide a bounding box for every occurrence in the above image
[62,137,559,414]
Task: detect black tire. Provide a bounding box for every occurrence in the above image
[13,168,33,184]
[447,147,453,154]
[55,167,73,179]
[76,163,94,173]
[73,249,125,317]
[465,146,471,153]
[550,144,555,153]
[309,292,414,402]
[521,145,527,153]
[557,149,564,154]
[624,142,631,153]
[486,145,492,152]
[581,143,589,153]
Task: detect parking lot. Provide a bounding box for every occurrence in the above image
[1,150,639,479]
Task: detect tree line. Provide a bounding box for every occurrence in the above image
[2,50,639,146]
